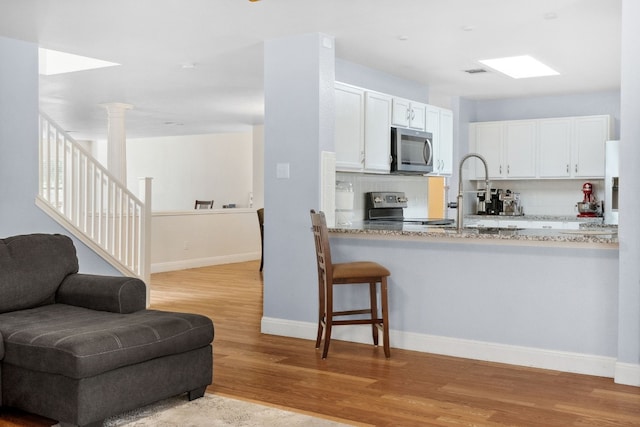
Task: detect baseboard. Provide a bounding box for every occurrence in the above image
[151,252,260,273]
[260,316,616,378]
[614,362,640,386]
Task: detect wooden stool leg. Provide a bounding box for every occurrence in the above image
[369,282,379,346]
[322,284,333,359]
[381,277,390,358]
[322,320,332,359]
[316,279,326,349]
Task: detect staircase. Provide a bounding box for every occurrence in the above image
[36,112,151,284]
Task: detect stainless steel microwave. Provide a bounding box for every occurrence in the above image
[390,127,433,174]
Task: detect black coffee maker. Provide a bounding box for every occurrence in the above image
[477,188,503,215]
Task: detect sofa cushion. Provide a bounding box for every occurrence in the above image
[0,234,78,314]
[0,304,214,378]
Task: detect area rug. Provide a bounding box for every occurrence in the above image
[63,393,354,427]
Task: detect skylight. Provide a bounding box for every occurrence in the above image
[478,55,559,79]
[39,48,120,76]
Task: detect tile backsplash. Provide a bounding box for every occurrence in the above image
[337,172,604,220]
[480,179,605,216]
[336,172,435,220]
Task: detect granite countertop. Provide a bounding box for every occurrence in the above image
[465,214,604,222]
[329,220,618,247]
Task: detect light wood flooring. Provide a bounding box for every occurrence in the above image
[3,260,640,426]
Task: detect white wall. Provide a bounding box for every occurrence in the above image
[150,210,260,272]
[127,132,253,211]
[94,132,255,211]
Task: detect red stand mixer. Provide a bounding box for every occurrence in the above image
[576,182,602,217]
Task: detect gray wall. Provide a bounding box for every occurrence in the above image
[0,36,120,276]
[262,33,335,322]
[335,58,429,103]
[617,0,640,373]
[466,90,621,139]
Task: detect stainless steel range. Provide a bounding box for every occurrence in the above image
[365,191,454,225]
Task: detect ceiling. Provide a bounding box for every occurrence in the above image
[0,0,621,141]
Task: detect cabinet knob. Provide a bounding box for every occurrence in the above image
[566,164,569,173]
[575,164,578,173]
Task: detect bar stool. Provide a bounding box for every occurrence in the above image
[309,209,390,359]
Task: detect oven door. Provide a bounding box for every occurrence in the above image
[391,127,433,174]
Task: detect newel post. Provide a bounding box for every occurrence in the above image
[138,176,153,306]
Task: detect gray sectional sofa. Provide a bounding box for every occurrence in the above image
[0,233,214,426]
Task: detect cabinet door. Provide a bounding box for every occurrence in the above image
[505,121,536,178]
[438,109,454,175]
[425,106,441,171]
[364,92,392,173]
[391,98,411,128]
[471,122,504,179]
[538,118,572,178]
[427,106,453,175]
[573,116,610,178]
[334,83,364,171]
[409,102,427,131]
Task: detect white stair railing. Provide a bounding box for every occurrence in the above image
[37,112,151,283]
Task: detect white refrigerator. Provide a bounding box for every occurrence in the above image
[604,140,619,225]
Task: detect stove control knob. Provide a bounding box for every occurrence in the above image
[374,196,383,203]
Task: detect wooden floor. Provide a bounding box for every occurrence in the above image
[4,260,640,426]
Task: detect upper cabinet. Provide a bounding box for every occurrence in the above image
[470,115,612,180]
[334,83,365,171]
[392,98,427,131]
[364,91,393,173]
[426,105,454,175]
[335,82,453,175]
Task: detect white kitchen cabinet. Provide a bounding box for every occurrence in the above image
[392,98,427,131]
[426,105,453,175]
[334,83,364,171]
[504,121,537,178]
[471,115,611,180]
[470,122,504,179]
[538,118,572,178]
[471,120,536,179]
[364,91,392,173]
[538,115,611,178]
[573,115,610,177]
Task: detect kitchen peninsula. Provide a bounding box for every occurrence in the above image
[327,221,619,379]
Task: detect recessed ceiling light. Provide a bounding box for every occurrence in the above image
[478,55,559,79]
[398,35,409,41]
[39,48,120,76]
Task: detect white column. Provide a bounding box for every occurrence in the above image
[102,102,133,184]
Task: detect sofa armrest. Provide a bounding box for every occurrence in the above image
[57,274,147,313]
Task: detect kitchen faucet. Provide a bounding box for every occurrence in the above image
[455,153,490,231]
